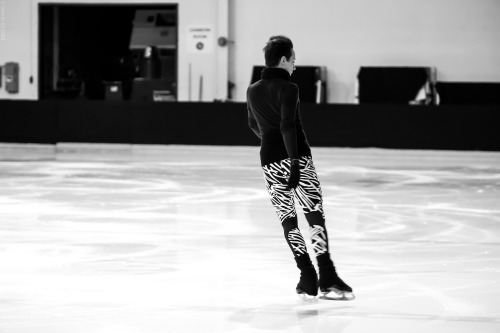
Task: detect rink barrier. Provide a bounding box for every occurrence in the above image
[0,101,499,151]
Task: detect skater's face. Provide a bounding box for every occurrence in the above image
[279,49,296,76]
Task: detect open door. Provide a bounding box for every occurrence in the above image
[38,0,229,102]
[38,3,178,101]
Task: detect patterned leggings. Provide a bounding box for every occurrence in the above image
[262,156,324,223]
[262,156,330,262]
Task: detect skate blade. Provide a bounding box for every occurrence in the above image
[297,292,319,303]
[320,289,355,301]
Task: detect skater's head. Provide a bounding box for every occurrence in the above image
[263,36,296,75]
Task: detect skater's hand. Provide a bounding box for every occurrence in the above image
[288,159,301,189]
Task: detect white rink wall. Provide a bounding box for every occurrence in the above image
[1,0,499,102]
[229,0,500,103]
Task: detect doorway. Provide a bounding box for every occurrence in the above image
[39,3,178,101]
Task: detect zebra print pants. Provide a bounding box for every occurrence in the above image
[262,156,324,223]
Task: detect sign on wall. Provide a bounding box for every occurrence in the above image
[186,26,214,54]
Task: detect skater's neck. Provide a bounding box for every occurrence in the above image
[261,67,290,81]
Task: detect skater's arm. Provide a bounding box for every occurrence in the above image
[280,84,299,160]
[248,107,261,139]
[247,89,262,139]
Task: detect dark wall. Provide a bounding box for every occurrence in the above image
[1,101,499,151]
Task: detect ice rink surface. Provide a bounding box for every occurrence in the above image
[1,145,499,333]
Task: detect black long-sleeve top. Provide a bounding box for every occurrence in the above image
[247,67,311,166]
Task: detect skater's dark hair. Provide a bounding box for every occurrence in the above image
[263,36,294,67]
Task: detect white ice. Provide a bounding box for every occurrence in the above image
[0,145,499,333]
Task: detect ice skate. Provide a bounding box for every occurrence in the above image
[319,264,355,301]
[295,265,319,302]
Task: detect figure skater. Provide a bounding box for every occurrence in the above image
[246,36,353,300]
